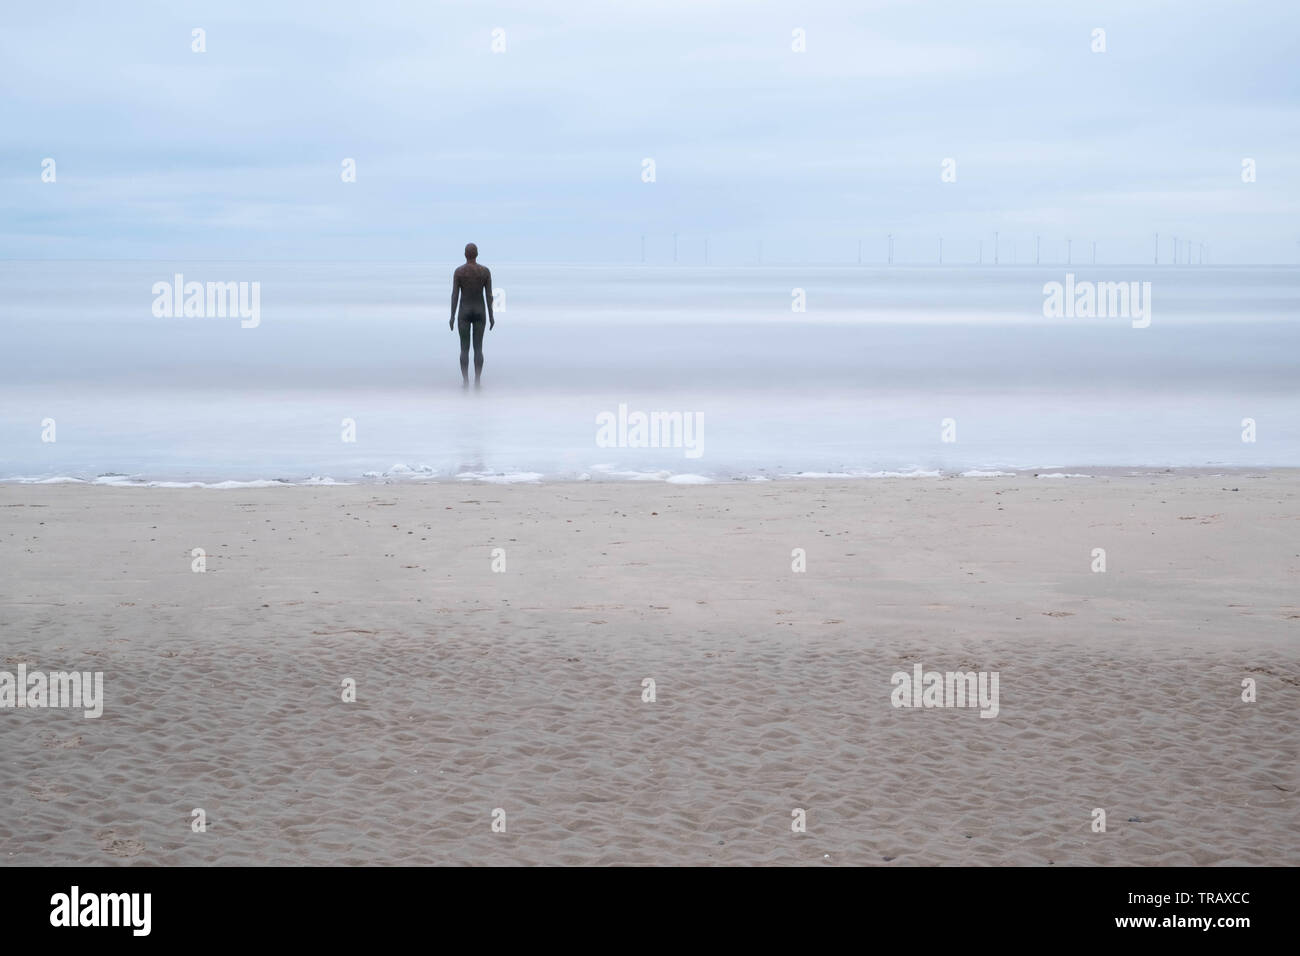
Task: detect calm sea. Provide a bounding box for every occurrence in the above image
[2,261,1297,484]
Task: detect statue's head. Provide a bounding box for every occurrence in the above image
[464,243,478,261]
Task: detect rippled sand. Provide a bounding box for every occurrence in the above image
[1,475,1296,865]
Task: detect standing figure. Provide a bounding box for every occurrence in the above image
[450,243,494,387]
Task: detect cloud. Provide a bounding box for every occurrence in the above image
[2,0,1298,261]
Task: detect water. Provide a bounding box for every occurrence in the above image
[2,261,1297,483]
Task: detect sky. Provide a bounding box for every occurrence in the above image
[2,0,1299,263]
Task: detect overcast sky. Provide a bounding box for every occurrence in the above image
[3,0,1298,263]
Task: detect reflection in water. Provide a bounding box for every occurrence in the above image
[452,391,488,477]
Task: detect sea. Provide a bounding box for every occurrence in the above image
[2,261,1297,485]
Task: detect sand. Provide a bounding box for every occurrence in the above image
[1,473,1296,866]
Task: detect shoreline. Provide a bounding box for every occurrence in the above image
[3,465,1297,489]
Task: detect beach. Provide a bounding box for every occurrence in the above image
[2,472,1296,866]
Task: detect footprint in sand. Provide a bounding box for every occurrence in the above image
[95,831,146,858]
[29,780,71,801]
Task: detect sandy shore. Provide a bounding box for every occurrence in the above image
[1,474,1296,865]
